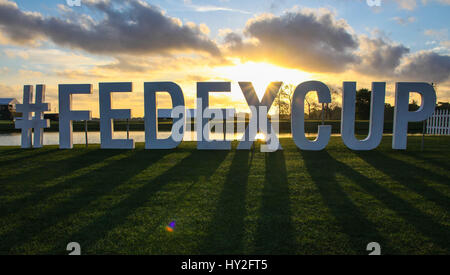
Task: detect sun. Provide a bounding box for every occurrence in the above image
[255,133,266,141]
[214,61,312,101]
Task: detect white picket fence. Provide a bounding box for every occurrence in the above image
[426,109,450,135]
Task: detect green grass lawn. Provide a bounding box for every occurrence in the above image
[0,136,449,255]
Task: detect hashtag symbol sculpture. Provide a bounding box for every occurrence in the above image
[15,85,50,148]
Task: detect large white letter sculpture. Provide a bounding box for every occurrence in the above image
[292,81,331,151]
[32,85,50,148]
[237,82,282,150]
[393,82,436,150]
[16,85,33,148]
[341,82,385,150]
[15,85,50,148]
[99,82,134,149]
[144,82,186,149]
[59,84,92,149]
[197,82,233,150]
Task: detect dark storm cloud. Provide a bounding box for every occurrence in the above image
[0,0,220,56]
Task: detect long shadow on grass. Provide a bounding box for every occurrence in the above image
[399,151,450,176]
[314,151,449,253]
[0,149,169,253]
[0,147,23,153]
[0,149,123,218]
[49,150,230,254]
[199,150,251,254]
[0,148,91,184]
[0,148,59,170]
[356,151,449,212]
[302,150,394,254]
[0,148,30,158]
[253,151,295,254]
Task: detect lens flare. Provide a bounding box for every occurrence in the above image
[166,221,176,232]
[255,133,266,141]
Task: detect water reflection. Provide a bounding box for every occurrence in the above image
[0,131,294,146]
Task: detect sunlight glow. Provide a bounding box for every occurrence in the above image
[214,61,312,101]
[255,133,266,141]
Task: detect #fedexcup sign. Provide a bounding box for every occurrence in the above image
[15,81,436,151]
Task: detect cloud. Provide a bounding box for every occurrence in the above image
[1,1,449,89]
[422,0,450,5]
[0,0,220,56]
[396,0,417,10]
[269,0,287,12]
[397,0,450,10]
[424,29,448,40]
[391,16,416,25]
[224,9,359,73]
[423,29,450,53]
[18,69,43,78]
[221,7,450,82]
[184,3,251,14]
[440,41,450,47]
[96,54,230,74]
[3,47,109,67]
[356,36,410,75]
[53,53,232,83]
[397,51,450,82]
[0,66,8,74]
[354,32,449,83]
[0,84,20,99]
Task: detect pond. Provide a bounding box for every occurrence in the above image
[0,131,295,146]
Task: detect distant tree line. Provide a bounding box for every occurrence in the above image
[273,85,449,121]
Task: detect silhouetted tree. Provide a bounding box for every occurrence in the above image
[384,103,395,121]
[305,93,320,119]
[437,101,450,110]
[274,84,295,118]
[355,88,371,120]
[409,100,420,111]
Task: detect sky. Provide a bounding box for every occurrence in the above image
[0,0,449,117]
